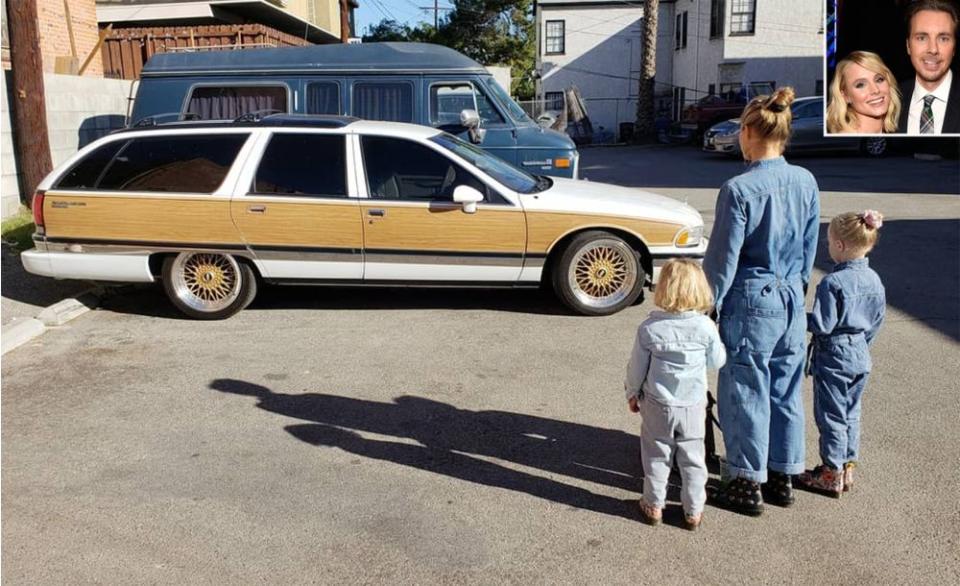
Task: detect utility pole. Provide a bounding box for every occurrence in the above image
[420,1,451,29]
[7,0,53,205]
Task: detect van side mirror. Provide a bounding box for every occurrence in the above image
[453,185,484,214]
[460,109,486,144]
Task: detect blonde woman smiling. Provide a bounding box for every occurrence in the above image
[827,51,902,133]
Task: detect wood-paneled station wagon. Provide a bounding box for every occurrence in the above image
[23,115,707,319]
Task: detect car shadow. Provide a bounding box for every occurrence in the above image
[208,379,703,524]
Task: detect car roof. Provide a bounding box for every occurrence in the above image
[140,42,488,77]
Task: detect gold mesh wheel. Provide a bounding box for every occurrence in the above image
[566,238,638,311]
[170,252,242,313]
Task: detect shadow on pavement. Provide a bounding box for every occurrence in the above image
[0,243,90,321]
[209,379,644,521]
[813,219,960,342]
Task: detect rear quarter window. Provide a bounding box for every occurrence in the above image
[96,134,249,193]
[56,140,128,189]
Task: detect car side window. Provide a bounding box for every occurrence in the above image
[253,134,347,198]
[353,82,414,122]
[792,101,822,120]
[55,140,128,189]
[306,82,341,115]
[97,135,248,193]
[185,86,287,120]
[430,83,506,127]
[361,136,500,203]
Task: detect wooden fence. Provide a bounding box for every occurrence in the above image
[101,24,315,80]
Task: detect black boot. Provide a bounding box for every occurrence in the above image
[762,470,796,507]
[710,477,764,516]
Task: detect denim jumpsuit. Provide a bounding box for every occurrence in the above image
[703,157,820,483]
[807,258,885,470]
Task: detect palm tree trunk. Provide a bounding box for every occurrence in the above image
[635,0,660,142]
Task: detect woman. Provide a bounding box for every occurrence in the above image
[703,87,820,515]
[827,51,902,134]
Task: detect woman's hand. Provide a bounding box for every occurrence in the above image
[628,396,640,413]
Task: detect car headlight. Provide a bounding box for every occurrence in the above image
[674,225,704,247]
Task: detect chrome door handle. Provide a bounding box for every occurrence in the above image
[368,209,386,217]
[248,205,266,214]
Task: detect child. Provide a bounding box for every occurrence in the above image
[797,210,886,498]
[625,259,726,530]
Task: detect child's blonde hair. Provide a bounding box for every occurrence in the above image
[830,210,884,253]
[654,259,714,313]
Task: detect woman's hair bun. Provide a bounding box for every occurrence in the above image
[765,87,796,113]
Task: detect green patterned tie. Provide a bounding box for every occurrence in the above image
[920,95,936,134]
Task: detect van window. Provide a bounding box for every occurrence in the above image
[185,86,287,120]
[306,82,341,115]
[56,140,128,190]
[353,82,414,122]
[430,83,505,127]
[97,135,248,193]
[253,134,347,198]
[361,136,501,203]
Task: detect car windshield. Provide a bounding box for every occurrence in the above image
[430,133,544,194]
[483,79,534,124]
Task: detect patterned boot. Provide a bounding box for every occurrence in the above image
[638,498,662,526]
[796,464,844,498]
[710,477,764,516]
[762,470,795,507]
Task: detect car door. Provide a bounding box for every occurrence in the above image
[230,130,364,280]
[790,100,823,149]
[356,134,526,282]
[426,80,518,165]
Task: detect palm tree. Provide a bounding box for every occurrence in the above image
[635,0,659,142]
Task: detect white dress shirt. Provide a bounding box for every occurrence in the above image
[906,69,952,134]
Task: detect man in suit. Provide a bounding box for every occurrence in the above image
[899,0,960,134]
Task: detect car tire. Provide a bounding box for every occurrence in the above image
[162,252,257,320]
[552,231,644,316]
[860,137,887,157]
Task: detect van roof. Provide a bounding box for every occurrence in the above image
[141,42,489,77]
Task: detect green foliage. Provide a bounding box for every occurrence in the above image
[363,1,536,99]
[1,207,35,251]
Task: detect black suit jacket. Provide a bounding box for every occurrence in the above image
[897,73,960,133]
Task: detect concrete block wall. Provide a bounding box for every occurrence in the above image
[2,72,133,219]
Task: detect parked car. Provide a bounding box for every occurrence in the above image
[702,97,888,157]
[681,83,774,136]
[130,42,580,178]
[23,115,706,319]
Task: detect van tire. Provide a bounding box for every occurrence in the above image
[162,252,257,320]
[551,230,644,316]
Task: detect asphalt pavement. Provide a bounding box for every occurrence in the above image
[2,146,958,584]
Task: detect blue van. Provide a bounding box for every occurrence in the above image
[131,42,580,178]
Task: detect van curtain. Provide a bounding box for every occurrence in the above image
[353,84,413,122]
[186,87,287,120]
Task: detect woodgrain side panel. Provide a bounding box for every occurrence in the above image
[231,198,363,248]
[525,211,681,253]
[43,192,241,244]
[360,204,526,253]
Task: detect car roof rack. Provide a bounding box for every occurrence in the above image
[120,113,361,133]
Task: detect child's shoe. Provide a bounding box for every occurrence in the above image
[637,498,662,526]
[683,513,702,531]
[843,462,855,492]
[796,464,844,498]
[709,477,764,516]
[761,470,795,507]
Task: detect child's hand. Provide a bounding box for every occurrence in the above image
[628,396,640,413]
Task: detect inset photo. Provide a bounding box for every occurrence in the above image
[825,0,959,135]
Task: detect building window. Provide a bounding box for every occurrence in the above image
[672,86,686,121]
[731,0,756,35]
[545,20,565,55]
[675,12,688,50]
[708,83,716,96]
[710,0,725,38]
[815,79,824,96]
[545,91,565,111]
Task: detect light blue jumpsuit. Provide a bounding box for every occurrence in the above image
[807,258,885,470]
[703,157,820,483]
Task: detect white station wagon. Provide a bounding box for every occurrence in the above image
[23,115,707,319]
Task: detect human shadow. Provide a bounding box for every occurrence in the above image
[813,219,960,342]
[209,379,654,521]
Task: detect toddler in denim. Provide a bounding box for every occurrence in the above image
[798,210,886,497]
[625,260,726,529]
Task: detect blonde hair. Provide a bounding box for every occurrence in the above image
[827,52,902,134]
[829,210,884,253]
[654,259,714,313]
[740,86,796,149]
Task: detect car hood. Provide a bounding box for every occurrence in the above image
[519,177,702,227]
[513,123,577,150]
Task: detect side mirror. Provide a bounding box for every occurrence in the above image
[460,109,485,144]
[453,185,484,214]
